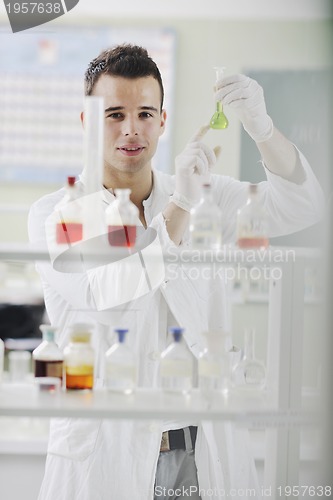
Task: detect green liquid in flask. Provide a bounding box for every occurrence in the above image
[210,101,228,130]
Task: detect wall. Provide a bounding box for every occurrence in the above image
[0,17,332,242]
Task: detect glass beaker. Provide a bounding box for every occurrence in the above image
[210,67,229,130]
[232,328,266,390]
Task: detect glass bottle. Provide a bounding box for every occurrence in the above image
[104,328,137,394]
[63,324,94,391]
[32,325,63,381]
[55,176,83,244]
[105,188,139,248]
[160,327,194,394]
[232,328,266,390]
[237,184,269,249]
[198,331,230,395]
[210,66,229,130]
[189,184,222,250]
[0,338,4,384]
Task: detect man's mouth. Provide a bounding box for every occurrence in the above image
[118,145,144,156]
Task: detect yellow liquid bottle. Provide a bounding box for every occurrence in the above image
[210,66,228,130]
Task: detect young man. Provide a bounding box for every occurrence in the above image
[29,44,324,500]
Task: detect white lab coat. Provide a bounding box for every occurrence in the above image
[28,150,324,500]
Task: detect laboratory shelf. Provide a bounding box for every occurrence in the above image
[0,242,322,265]
[0,383,319,426]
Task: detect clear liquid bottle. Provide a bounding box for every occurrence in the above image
[32,325,63,381]
[232,328,266,390]
[198,331,230,395]
[237,184,269,249]
[160,327,194,394]
[190,184,222,250]
[104,328,137,394]
[63,324,94,391]
[105,188,139,248]
[55,176,83,244]
[210,67,229,130]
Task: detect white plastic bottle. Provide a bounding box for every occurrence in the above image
[104,328,137,394]
[237,184,269,249]
[189,183,222,250]
[160,327,194,394]
[105,188,139,248]
[55,176,83,244]
[32,325,63,381]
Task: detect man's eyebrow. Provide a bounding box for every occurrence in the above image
[139,106,158,113]
[104,106,124,113]
[104,106,159,113]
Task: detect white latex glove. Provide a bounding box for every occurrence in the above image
[216,74,273,143]
[171,126,221,212]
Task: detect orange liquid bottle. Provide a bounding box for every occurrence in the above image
[63,324,94,391]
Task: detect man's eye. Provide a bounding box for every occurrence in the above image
[139,112,153,118]
[107,113,123,119]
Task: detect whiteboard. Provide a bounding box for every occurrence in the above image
[0,27,176,184]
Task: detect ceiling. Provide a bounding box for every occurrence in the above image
[72,0,332,20]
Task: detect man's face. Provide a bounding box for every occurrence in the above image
[86,74,166,184]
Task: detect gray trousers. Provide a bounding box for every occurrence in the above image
[154,427,202,500]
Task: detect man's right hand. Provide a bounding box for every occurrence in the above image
[171,125,220,212]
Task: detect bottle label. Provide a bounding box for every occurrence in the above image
[34,359,63,379]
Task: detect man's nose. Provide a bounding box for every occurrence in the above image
[122,116,139,136]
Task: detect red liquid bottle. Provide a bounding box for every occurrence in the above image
[55,176,83,244]
[105,188,139,248]
[237,184,269,249]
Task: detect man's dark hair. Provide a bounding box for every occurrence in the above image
[84,44,164,111]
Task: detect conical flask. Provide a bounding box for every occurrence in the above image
[232,328,266,390]
[210,67,229,130]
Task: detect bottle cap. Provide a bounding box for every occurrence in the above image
[67,176,76,186]
[70,323,92,343]
[115,328,128,343]
[39,324,57,343]
[249,184,258,194]
[169,326,184,342]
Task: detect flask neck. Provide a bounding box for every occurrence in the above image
[200,184,214,202]
[243,329,255,360]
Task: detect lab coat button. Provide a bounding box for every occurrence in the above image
[148,351,160,361]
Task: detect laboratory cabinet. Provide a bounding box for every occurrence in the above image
[0,243,325,500]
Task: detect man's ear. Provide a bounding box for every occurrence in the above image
[159,109,167,137]
[80,111,85,128]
